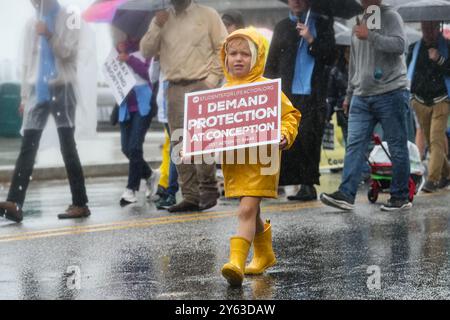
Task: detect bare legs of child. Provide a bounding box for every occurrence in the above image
[222,197,277,286]
[237,197,264,240]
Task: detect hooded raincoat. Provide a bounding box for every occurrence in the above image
[20,4,97,141]
[220,28,301,199]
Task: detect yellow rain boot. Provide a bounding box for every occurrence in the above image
[245,221,277,275]
[221,237,251,287]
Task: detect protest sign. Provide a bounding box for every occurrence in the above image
[183,79,281,156]
[102,48,136,106]
[320,114,345,171]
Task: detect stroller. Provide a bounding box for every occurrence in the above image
[367,135,425,203]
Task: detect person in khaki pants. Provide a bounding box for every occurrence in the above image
[166,80,219,211]
[412,101,450,191]
[407,21,450,192]
[140,0,227,212]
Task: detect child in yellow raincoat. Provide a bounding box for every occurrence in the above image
[220,28,301,286]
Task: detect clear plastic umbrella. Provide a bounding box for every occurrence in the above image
[397,0,450,22]
[21,0,97,148]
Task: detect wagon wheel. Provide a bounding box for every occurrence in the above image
[368,188,378,203]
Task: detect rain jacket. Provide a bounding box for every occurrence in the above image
[21,7,80,130]
[118,51,152,123]
[19,4,98,144]
[220,28,301,198]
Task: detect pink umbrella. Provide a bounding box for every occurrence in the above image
[83,0,128,22]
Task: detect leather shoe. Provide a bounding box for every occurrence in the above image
[199,198,218,211]
[199,192,219,211]
[0,201,23,223]
[287,185,317,201]
[438,177,450,189]
[58,205,91,219]
[423,180,438,193]
[168,200,200,213]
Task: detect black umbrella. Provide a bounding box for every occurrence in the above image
[112,0,169,39]
[397,0,450,22]
[279,0,363,19]
[199,0,288,11]
[118,0,168,11]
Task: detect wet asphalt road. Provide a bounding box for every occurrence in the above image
[0,174,450,300]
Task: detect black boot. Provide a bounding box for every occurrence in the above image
[287,185,317,201]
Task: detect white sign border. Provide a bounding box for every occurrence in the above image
[102,48,137,106]
[182,78,282,157]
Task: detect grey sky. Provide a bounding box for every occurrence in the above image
[0,0,99,60]
[0,0,112,82]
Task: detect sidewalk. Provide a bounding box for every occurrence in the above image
[0,131,165,182]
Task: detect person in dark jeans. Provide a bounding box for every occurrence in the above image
[320,0,412,212]
[120,113,154,205]
[117,38,156,205]
[0,0,90,222]
[1,89,89,222]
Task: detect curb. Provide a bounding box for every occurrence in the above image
[0,160,162,183]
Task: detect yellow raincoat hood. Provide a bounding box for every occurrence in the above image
[220,28,302,199]
[221,28,269,85]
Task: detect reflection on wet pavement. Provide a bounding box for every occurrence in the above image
[0,174,450,299]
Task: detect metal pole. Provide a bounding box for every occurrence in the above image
[39,1,44,20]
[298,8,311,49]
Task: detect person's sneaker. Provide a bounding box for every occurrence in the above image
[145,170,161,199]
[156,185,168,198]
[287,185,317,201]
[320,191,355,211]
[58,205,91,219]
[380,198,412,212]
[156,194,177,210]
[120,189,138,206]
[438,177,450,189]
[422,180,439,193]
[0,201,23,223]
[148,185,167,203]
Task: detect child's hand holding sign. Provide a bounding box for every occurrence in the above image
[280,135,288,150]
